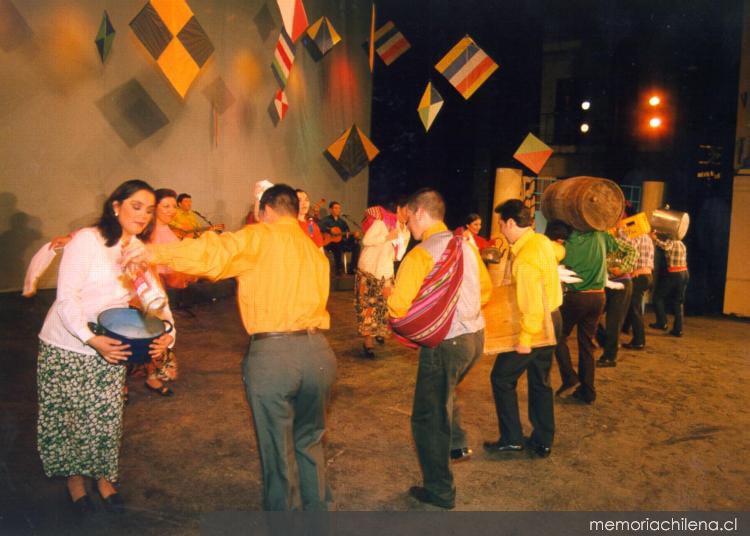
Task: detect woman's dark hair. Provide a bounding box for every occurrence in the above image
[177,193,191,204]
[96,179,155,247]
[155,188,177,205]
[464,212,482,227]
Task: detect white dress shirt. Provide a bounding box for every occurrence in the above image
[357,220,397,280]
[39,227,175,355]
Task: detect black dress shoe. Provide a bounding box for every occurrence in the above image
[408,486,455,509]
[362,345,376,359]
[571,389,594,405]
[375,336,385,345]
[483,440,524,453]
[145,382,174,397]
[622,342,645,350]
[71,495,96,518]
[649,322,668,331]
[526,438,552,458]
[669,330,683,337]
[555,380,580,398]
[450,447,472,461]
[99,492,125,514]
[596,357,616,368]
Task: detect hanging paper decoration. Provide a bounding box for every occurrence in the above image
[94,10,116,63]
[522,176,536,219]
[323,125,379,180]
[271,26,296,88]
[129,0,214,98]
[202,76,236,115]
[96,79,170,148]
[513,133,553,174]
[373,21,410,66]
[368,4,376,73]
[276,0,308,43]
[417,82,444,132]
[268,88,288,126]
[435,35,498,100]
[303,16,341,61]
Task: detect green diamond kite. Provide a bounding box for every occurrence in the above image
[95,10,116,63]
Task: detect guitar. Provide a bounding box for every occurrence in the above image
[172,223,225,240]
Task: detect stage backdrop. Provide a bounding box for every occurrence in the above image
[0,0,372,292]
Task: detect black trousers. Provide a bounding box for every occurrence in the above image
[325,238,360,275]
[555,291,605,402]
[596,279,633,361]
[653,271,689,333]
[627,274,653,345]
[490,311,562,447]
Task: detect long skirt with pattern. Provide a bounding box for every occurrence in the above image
[355,269,393,338]
[37,340,126,481]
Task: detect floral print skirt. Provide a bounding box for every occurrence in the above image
[355,270,393,338]
[37,341,126,481]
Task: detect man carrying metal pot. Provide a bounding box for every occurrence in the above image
[123,184,336,511]
[649,232,689,337]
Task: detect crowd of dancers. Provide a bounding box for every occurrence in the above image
[29,179,689,515]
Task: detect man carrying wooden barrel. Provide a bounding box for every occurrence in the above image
[484,200,563,458]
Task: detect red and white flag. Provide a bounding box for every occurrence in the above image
[276,0,308,42]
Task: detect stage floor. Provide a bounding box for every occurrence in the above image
[1,286,748,533]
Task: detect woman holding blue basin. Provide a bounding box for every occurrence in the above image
[37,179,175,517]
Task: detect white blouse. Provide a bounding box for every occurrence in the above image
[38,227,175,355]
[357,219,397,280]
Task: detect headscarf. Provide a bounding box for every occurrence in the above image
[362,205,398,235]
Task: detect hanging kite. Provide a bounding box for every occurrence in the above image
[417,82,444,132]
[276,0,308,43]
[94,10,116,63]
[202,77,236,146]
[323,125,379,180]
[373,21,410,66]
[271,26,296,88]
[129,0,214,98]
[368,4,375,73]
[513,133,553,174]
[268,89,288,126]
[303,16,341,61]
[435,35,498,100]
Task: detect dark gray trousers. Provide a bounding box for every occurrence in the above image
[242,332,337,510]
[411,329,484,505]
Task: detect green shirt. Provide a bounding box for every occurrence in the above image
[562,230,619,291]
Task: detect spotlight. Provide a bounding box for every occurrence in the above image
[581,100,591,110]
[580,123,590,133]
[648,117,662,128]
[648,95,661,106]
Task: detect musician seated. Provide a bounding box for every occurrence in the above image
[170,193,224,239]
[320,201,361,275]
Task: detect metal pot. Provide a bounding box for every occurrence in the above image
[650,208,690,240]
[88,308,173,364]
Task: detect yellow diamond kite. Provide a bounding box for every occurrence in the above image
[513,133,553,174]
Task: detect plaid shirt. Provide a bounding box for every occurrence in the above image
[629,234,655,272]
[653,236,688,268]
[606,233,638,276]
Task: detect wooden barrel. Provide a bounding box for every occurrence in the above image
[541,176,625,231]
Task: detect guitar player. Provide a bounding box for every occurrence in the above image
[320,201,361,275]
[170,193,225,239]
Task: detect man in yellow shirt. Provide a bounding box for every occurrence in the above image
[123,184,335,511]
[387,188,492,510]
[484,199,563,458]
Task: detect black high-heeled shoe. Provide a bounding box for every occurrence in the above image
[362,344,376,359]
[144,382,174,397]
[70,495,96,518]
[98,490,125,514]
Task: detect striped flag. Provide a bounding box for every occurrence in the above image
[271,27,295,88]
[435,36,498,100]
[373,21,410,66]
[276,0,308,42]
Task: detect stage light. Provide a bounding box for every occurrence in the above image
[648,117,662,128]
[580,123,590,133]
[581,100,591,110]
[648,95,661,106]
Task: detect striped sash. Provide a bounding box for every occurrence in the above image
[391,235,464,348]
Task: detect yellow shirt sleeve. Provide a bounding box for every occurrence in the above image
[150,226,260,281]
[471,244,493,306]
[387,247,434,319]
[514,260,545,348]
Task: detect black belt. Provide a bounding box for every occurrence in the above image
[251,329,316,341]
